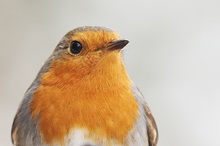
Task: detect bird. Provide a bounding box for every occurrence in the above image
[11,26,158,146]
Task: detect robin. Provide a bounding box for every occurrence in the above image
[11,26,158,146]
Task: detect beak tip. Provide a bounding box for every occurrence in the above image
[124,40,129,45]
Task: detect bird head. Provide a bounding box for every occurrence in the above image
[44,26,129,82]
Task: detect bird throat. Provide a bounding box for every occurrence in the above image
[30,53,139,145]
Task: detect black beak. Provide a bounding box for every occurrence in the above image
[105,40,129,50]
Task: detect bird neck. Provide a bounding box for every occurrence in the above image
[40,52,132,92]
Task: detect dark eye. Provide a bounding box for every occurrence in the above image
[69,41,83,54]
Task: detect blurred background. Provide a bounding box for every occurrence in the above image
[1,0,220,145]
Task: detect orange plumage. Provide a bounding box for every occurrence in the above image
[12,26,158,146]
[30,29,139,145]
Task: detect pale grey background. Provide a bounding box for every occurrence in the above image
[1,0,220,146]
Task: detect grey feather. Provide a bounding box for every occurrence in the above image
[131,85,158,146]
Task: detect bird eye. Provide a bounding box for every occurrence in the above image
[69,40,83,55]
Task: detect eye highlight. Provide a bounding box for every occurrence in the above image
[69,40,83,55]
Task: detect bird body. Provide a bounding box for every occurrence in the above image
[12,26,158,146]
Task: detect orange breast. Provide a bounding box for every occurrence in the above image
[30,53,139,145]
